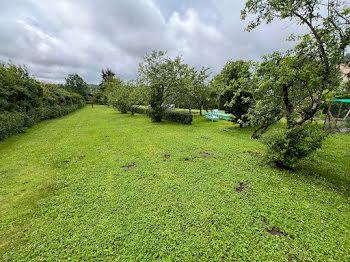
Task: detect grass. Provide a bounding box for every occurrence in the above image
[0,105,349,261]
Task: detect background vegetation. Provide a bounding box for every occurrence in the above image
[0,64,86,141]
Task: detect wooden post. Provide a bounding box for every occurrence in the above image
[323,100,332,129]
[344,109,350,120]
[335,102,343,128]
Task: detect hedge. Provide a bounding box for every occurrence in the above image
[163,111,192,125]
[131,105,192,125]
[131,106,149,115]
[0,63,85,141]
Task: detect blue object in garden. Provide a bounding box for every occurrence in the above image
[204,110,232,122]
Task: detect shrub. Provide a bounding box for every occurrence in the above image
[346,118,350,128]
[147,107,164,122]
[131,106,192,125]
[131,106,148,115]
[163,111,193,125]
[0,64,85,141]
[263,124,328,169]
[0,112,26,140]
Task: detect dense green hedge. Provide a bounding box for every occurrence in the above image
[131,106,148,115]
[163,111,193,125]
[0,64,85,141]
[131,105,192,125]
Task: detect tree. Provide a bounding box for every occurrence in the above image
[214,60,252,112]
[184,67,210,115]
[242,0,350,130]
[65,74,88,96]
[104,77,130,113]
[99,68,115,91]
[138,51,188,122]
[210,60,253,126]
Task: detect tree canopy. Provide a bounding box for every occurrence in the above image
[240,0,350,136]
[65,74,88,96]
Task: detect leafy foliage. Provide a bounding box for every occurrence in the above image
[130,105,193,125]
[104,77,129,113]
[0,63,84,140]
[215,60,253,127]
[99,68,115,91]
[182,67,210,115]
[163,110,193,125]
[138,51,188,122]
[263,124,329,169]
[64,73,88,96]
[241,0,350,136]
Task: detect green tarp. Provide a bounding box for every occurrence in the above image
[332,99,350,103]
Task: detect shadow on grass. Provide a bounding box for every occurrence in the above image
[295,159,350,196]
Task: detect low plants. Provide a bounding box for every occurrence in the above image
[1,106,349,261]
[131,105,148,115]
[346,118,350,128]
[163,110,193,125]
[131,106,193,125]
[263,124,329,169]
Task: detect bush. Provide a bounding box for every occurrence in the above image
[131,106,148,115]
[263,124,328,169]
[147,107,164,122]
[163,111,193,125]
[346,118,350,128]
[0,64,86,141]
[0,112,26,140]
[131,106,192,125]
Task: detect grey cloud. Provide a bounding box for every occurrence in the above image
[0,0,307,83]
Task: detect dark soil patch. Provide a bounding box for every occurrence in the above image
[266,228,287,237]
[263,219,287,237]
[122,163,135,169]
[164,154,171,159]
[235,182,245,192]
[200,152,211,158]
[184,158,189,161]
[63,160,70,165]
[200,137,209,140]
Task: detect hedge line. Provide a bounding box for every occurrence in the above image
[0,64,85,141]
[0,103,84,141]
[131,106,192,125]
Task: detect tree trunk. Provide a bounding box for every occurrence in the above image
[189,103,192,114]
[282,83,294,129]
[200,104,203,116]
[294,81,327,127]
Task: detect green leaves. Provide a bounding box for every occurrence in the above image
[263,124,329,168]
[242,0,350,130]
[138,51,210,121]
[65,73,89,96]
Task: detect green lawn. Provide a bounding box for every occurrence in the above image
[0,105,349,261]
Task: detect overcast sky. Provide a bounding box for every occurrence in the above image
[0,0,305,83]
